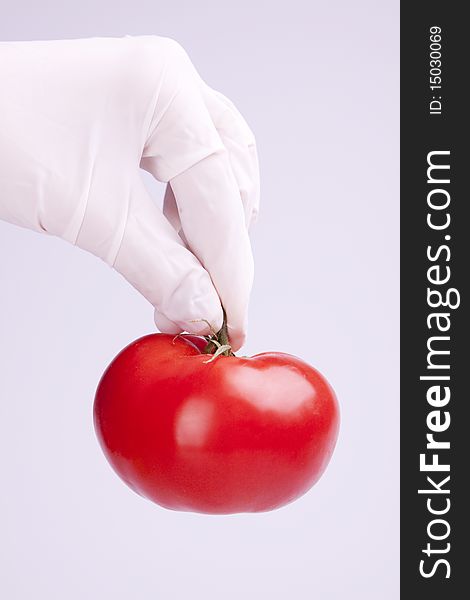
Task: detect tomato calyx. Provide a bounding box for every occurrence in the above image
[198,309,235,361]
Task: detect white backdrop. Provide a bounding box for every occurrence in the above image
[0,1,399,598]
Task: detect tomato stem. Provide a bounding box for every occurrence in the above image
[202,309,234,357]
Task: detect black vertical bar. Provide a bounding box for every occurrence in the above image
[401,3,468,598]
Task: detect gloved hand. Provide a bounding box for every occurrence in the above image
[0,35,259,350]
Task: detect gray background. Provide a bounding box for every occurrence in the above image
[0,1,399,598]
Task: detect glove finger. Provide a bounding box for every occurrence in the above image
[113,175,223,336]
[140,40,259,229]
[203,86,260,227]
[153,310,181,334]
[140,40,225,184]
[136,40,254,348]
[169,152,254,351]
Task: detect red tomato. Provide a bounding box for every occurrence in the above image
[94,334,339,514]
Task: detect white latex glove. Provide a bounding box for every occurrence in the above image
[0,35,259,350]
